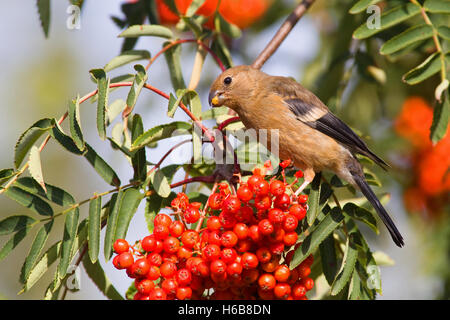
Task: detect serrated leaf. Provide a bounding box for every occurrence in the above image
[14,177,75,207]
[107,99,127,125]
[343,202,379,234]
[168,89,187,118]
[82,254,124,300]
[319,234,339,286]
[131,114,147,182]
[28,146,47,193]
[14,118,54,168]
[84,143,121,187]
[307,175,321,226]
[430,91,449,143]
[211,35,233,69]
[20,221,53,283]
[331,233,359,295]
[4,187,53,216]
[37,0,50,37]
[186,91,203,163]
[163,41,187,92]
[90,69,109,140]
[50,120,85,155]
[0,215,37,236]
[119,25,174,39]
[88,196,102,263]
[150,170,171,198]
[104,191,123,261]
[114,188,143,241]
[402,52,449,85]
[201,106,229,120]
[68,96,85,151]
[290,207,344,269]
[144,193,163,233]
[380,24,433,55]
[124,65,148,118]
[103,50,151,72]
[58,208,79,278]
[437,26,450,40]
[424,0,450,13]
[131,121,192,151]
[349,0,383,14]
[185,0,206,16]
[0,226,33,262]
[348,269,363,300]
[353,3,421,40]
[0,168,15,185]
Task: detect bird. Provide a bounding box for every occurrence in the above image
[208,65,404,247]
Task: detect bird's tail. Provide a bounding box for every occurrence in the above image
[352,172,404,247]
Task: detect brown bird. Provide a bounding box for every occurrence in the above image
[209,65,404,247]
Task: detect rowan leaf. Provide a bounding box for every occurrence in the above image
[119,25,174,39]
[4,187,53,216]
[103,50,151,72]
[57,208,79,278]
[0,215,36,236]
[131,121,192,151]
[28,146,47,193]
[88,196,102,263]
[380,24,433,55]
[68,95,85,151]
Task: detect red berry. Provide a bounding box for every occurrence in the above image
[289,204,307,220]
[283,214,298,231]
[135,278,155,295]
[210,259,227,276]
[184,205,200,223]
[176,287,192,300]
[163,236,180,254]
[237,185,253,202]
[149,288,167,300]
[297,264,311,279]
[253,180,269,197]
[256,247,272,263]
[268,208,286,225]
[202,244,221,261]
[221,231,238,248]
[160,261,177,278]
[113,239,129,254]
[222,195,241,214]
[161,278,178,295]
[206,216,221,231]
[258,273,276,291]
[274,193,291,210]
[233,223,249,240]
[279,159,292,168]
[235,239,253,253]
[295,170,304,178]
[301,277,314,291]
[219,210,237,229]
[169,220,185,237]
[208,230,222,246]
[269,242,285,255]
[283,231,298,246]
[270,180,285,197]
[154,213,172,227]
[177,246,193,260]
[117,252,134,269]
[227,261,243,278]
[141,235,157,252]
[258,219,274,235]
[208,193,224,210]
[241,252,259,269]
[292,283,307,299]
[130,258,150,278]
[297,194,308,204]
[180,230,199,249]
[254,195,272,211]
[147,252,162,266]
[274,282,291,299]
[147,265,161,280]
[248,224,262,242]
[274,265,291,282]
[235,205,253,223]
[247,174,264,191]
[154,224,169,240]
[220,248,237,264]
[176,268,192,286]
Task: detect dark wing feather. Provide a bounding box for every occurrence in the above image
[269,77,389,169]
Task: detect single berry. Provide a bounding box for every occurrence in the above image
[113,239,129,254]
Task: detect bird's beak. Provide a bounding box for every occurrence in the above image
[208,90,220,107]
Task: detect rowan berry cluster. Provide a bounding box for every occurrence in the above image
[112,161,315,300]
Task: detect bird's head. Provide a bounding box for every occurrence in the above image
[208,65,264,110]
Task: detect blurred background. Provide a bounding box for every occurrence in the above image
[0,0,448,299]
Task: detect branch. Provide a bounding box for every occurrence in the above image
[251,0,316,70]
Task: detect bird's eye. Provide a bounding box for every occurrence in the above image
[223,77,232,85]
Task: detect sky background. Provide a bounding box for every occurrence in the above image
[0,0,442,299]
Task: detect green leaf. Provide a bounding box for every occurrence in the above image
[216,14,242,38]
[319,234,339,286]
[0,215,36,236]
[290,207,344,269]
[88,196,102,263]
[424,0,450,13]
[20,221,53,283]
[4,187,53,216]
[186,91,203,163]
[211,35,233,69]
[201,106,229,120]
[14,177,75,207]
[68,95,85,151]
[50,120,85,155]
[119,25,174,39]
[14,118,53,168]
[37,0,50,37]
[103,50,151,72]
[28,145,47,193]
[58,208,79,278]
[114,188,143,241]
[348,268,363,300]
[186,0,206,16]
[131,121,192,151]
[353,3,421,40]
[131,114,147,181]
[82,255,124,300]
[430,90,449,143]
[373,250,395,266]
[402,52,449,85]
[163,41,187,92]
[144,193,163,233]
[168,89,187,118]
[0,226,33,262]
[124,65,148,118]
[84,143,121,187]
[0,168,15,185]
[349,0,383,14]
[331,233,359,295]
[181,16,203,38]
[104,191,123,261]
[380,24,433,55]
[437,26,450,40]
[150,170,171,198]
[107,99,127,125]
[343,202,379,234]
[126,282,138,300]
[89,69,109,140]
[307,175,321,226]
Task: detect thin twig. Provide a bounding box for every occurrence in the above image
[251,0,316,70]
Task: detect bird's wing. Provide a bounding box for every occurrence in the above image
[270,77,389,169]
